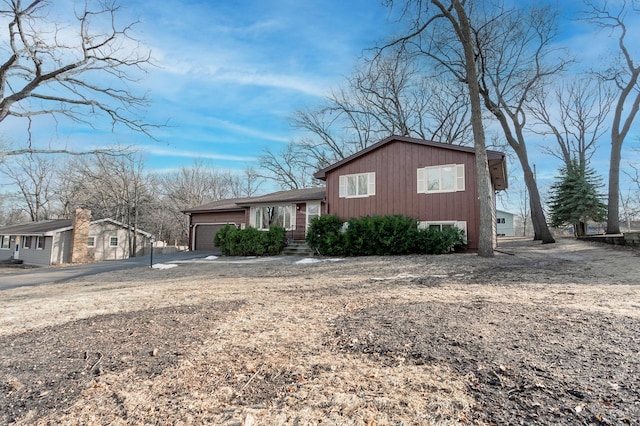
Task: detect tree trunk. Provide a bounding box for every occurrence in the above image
[606,136,622,234]
[521,152,555,244]
[452,0,495,257]
[479,94,555,244]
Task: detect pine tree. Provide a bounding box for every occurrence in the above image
[549,160,607,236]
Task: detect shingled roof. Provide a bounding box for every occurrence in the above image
[182,188,326,214]
[0,219,73,236]
[236,188,325,206]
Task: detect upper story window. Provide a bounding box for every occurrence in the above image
[417,164,465,194]
[339,172,376,198]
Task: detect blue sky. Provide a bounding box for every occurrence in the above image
[2,0,639,212]
[100,0,397,174]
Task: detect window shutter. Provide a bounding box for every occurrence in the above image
[290,204,297,230]
[368,172,376,195]
[417,168,425,193]
[455,221,468,241]
[456,164,465,191]
[249,207,256,228]
[339,176,346,198]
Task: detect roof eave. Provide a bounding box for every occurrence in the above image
[182,207,245,214]
[238,197,325,207]
[313,136,507,179]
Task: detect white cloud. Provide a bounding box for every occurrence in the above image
[205,118,289,143]
[144,146,256,163]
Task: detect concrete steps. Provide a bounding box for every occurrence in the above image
[281,240,315,257]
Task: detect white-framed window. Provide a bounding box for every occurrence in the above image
[418,221,467,241]
[87,236,96,247]
[339,172,376,198]
[22,236,31,249]
[35,236,44,250]
[109,236,118,247]
[417,164,465,193]
[497,218,506,224]
[0,235,9,249]
[306,202,321,231]
[251,205,296,231]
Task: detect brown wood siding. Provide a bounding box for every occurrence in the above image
[325,140,482,249]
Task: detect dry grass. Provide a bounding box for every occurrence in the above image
[1,237,639,425]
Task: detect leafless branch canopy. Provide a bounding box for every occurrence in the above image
[0,0,155,142]
[582,0,640,233]
[529,77,615,171]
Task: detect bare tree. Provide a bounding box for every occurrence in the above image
[0,192,28,225]
[530,77,615,172]
[470,3,570,244]
[4,153,58,220]
[0,0,154,157]
[583,1,640,234]
[382,0,507,256]
[262,47,473,191]
[621,149,640,230]
[58,151,151,255]
[343,47,473,144]
[227,166,264,198]
[153,160,239,244]
[259,144,319,190]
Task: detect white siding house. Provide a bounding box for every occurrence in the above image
[0,216,152,266]
[496,210,516,236]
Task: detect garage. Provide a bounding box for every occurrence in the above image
[193,224,233,252]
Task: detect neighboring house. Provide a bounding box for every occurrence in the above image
[184,136,508,252]
[496,210,516,236]
[183,188,326,252]
[0,208,152,266]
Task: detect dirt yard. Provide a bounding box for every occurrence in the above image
[1,237,639,425]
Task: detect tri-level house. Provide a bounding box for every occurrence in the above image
[183,136,508,252]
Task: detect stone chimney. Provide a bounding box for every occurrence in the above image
[70,207,92,263]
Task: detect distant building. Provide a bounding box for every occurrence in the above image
[0,208,152,266]
[496,210,515,236]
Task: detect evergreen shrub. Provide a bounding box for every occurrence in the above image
[305,215,346,256]
[306,214,465,256]
[214,225,286,256]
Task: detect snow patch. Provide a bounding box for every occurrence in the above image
[371,273,419,281]
[295,258,344,265]
[296,258,322,264]
[152,263,178,269]
[205,256,218,260]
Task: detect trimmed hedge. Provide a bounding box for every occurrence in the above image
[214,225,286,256]
[306,214,465,256]
[304,214,345,256]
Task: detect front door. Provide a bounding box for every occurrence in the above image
[13,236,19,260]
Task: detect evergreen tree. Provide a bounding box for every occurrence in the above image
[549,161,607,236]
